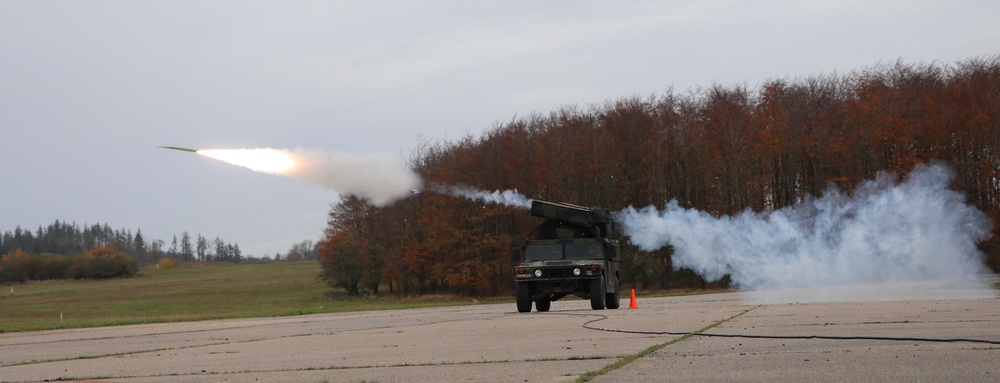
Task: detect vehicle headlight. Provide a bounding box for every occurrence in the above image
[573,267,582,276]
[534,269,543,278]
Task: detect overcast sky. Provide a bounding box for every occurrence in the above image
[2,1,998,257]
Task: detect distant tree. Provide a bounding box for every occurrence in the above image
[214,237,227,262]
[316,197,393,295]
[150,239,165,261]
[180,232,193,262]
[0,220,246,269]
[196,234,208,262]
[316,233,364,295]
[132,229,148,263]
[170,235,178,258]
[230,244,242,263]
[286,240,316,262]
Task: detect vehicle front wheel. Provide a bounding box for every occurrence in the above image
[535,295,551,312]
[590,275,606,310]
[516,282,532,313]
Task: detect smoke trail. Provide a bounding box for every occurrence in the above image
[287,149,422,207]
[195,147,534,208]
[429,184,533,208]
[198,148,421,207]
[619,163,995,303]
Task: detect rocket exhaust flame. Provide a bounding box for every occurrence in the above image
[196,148,296,174]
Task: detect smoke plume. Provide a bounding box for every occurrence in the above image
[619,163,995,303]
[283,149,422,207]
[429,184,533,208]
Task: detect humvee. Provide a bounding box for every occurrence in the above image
[512,200,622,312]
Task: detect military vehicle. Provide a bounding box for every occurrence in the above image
[512,200,622,312]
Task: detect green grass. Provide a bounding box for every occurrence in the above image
[0,262,485,332]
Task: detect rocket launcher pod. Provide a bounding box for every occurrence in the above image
[529,200,619,239]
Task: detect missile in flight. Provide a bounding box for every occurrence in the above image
[159,146,199,153]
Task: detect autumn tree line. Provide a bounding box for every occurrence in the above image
[0,220,244,283]
[323,55,998,296]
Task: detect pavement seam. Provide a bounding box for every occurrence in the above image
[5,355,621,382]
[575,306,759,382]
[0,310,491,369]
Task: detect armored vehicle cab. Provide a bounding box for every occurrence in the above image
[512,200,622,312]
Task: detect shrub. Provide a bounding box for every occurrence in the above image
[157,258,175,269]
[27,253,72,280]
[69,246,140,279]
[0,250,31,283]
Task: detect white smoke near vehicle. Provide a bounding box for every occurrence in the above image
[429,184,533,208]
[618,163,996,303]
[196,148,422,207]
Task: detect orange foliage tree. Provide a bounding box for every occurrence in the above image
[318,54,1000,295]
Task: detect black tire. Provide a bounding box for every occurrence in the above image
[605,276,620,309]
[516,282,532,313]
[590,275,606,310]
[535,295,551,312]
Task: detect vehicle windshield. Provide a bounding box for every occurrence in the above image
[525,242,605,261]
[566,243,604,259]
[525,244,562,261]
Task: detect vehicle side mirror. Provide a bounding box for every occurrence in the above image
[605,243,619,260]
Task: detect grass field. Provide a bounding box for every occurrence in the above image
[0,262,493,333]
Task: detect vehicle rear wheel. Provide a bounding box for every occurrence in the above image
[605,277,620,309]
[590,275,606,310]
[535,295,551,312]
[516,282,532,313]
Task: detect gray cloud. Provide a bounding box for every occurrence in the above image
[2,1,998,256]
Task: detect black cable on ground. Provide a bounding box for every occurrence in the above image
[577,313,1000,345]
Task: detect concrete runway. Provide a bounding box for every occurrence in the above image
[1,291,997,383]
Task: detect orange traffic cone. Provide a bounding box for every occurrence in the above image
[628,289,638,309]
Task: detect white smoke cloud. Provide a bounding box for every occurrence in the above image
[619,163,996,303]
[430,184,533,208]
[280,148,422,207]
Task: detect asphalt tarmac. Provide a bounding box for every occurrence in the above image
[1,289,997,383]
